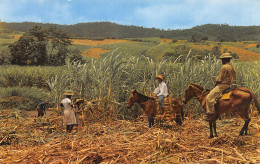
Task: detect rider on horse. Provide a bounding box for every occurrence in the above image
[154,75,168,117]
[206,53,236,121]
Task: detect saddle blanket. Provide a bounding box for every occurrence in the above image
[220,91,232,100]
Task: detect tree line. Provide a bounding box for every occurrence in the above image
[7,26,84,66]
[1,22,260,41]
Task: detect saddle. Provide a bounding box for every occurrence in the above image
[217,85,238,101]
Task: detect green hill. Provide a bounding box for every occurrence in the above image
[1,22,260,41]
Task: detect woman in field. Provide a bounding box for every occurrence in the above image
[60,90,77,133]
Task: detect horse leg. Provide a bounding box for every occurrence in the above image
[148,114,154,128]
[239,102,251,136]
[239,118,251,136]
[244,118,250,135]
[148,117,152,128]
[209,121,214,138]
[151,117,155,126]
[213,120,217,137]
[213,114,220,137]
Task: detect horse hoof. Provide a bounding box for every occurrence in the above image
[209,136,214,139]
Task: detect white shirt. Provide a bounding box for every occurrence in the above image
[154,81,168,97]
[61,98,72,110]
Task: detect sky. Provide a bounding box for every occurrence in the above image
[0,0,260,30]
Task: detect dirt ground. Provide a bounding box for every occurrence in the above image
[0,109,259,164]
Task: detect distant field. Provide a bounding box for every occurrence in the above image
[13,34,22,40]
[71,39,136,46]
[190,42,260,61]
[3,35,260,61]
[82,48,109,58]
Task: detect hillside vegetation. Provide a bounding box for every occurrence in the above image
[1,22,260,41]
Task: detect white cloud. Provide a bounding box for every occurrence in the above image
[44,2,72,24]
[133,0,260,29]
[1,0,260,28]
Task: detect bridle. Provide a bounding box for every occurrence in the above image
[187,84,209,101]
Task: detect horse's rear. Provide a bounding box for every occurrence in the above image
[216,87,259,117]
[216,86,260,136]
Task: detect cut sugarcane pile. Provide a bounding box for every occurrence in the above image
[0,109,259,163]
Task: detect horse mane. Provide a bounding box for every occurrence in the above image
[190,83,205,91]
[134,90,153,102]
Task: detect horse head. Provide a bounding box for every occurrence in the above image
[126,89,138,108]
[182,83,204,104]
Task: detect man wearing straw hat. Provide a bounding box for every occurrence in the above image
[60,90,77,133]
[206,53,236,121]
[154,75,168,117]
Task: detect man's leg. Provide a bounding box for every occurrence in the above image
[38,108,44,117]
[66,125,70,132]
[158,95,165,117]
[69,124,74,133]
[205,86,222,121]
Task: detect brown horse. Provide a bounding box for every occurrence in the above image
[126,90,184,127]
[182,83,260,138]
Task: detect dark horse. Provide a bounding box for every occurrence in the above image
[182,83,260,138]
[127,90,183,127]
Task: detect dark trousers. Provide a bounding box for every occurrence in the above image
[37,107,44,117]
[66,124,75,133]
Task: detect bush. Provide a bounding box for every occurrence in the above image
[0,87,51,110]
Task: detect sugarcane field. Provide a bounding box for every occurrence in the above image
[1,5,260,163]
[1,49,260,163]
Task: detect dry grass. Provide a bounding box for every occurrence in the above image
[160,38,172,43]
[244,43,257,49]
[82,48,109,58]
[0,109,259,163]
[13,35,22,40]
[190,44,260,61]
[71,39,136,46]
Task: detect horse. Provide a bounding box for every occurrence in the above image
[182,83,260,138]
[126,90,184,128]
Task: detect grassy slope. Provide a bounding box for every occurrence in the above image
[1,32,260,61]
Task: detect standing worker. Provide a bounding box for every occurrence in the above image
[60,90,77,133]
[153,75,168,118]
[206,53,236,121]
[37,100,49,117]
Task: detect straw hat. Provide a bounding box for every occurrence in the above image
[156,75,165,80]
[64,90,74,96]
[219,53,232,59]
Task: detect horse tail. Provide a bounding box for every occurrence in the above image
[252,93,260,113]
[246,89,260,113]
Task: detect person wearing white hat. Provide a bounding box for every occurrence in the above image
[154,75,168,117]
[205,53,236,121]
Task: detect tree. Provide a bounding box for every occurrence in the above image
[9,26,47,65]
[9,26,71,66]
[172,39,178,43]
[46,26,71,65]
[189,35,197,43]
[211,46,221,57]
[68,49,85,64]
